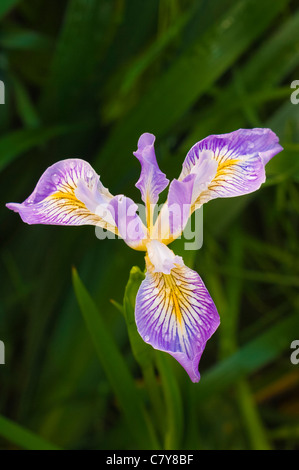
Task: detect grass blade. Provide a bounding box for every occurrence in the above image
[123,266,165,442]
[156,352,184,450]
[0,122,91,173]
[96,0,289,181]
[123,266,152,369]
[0,0,20,19]
[72,267,158,449]
[0,414,61,450]
[197,314,299,399]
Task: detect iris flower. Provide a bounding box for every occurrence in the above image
[7,128,283,382]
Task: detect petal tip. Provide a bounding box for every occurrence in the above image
[135,260,220,383]
[6,202,25,217]
[137,133,156,150]
[133,134,169,204]
[6,202,35,225]
[169,350,202,382]
[6,202,17,211]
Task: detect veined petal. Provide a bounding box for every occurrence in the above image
[6,159,119,233]
[136,245,219,382]
[107,195,147,250]
[152,174,196,242]
[133,133,169,205]
[180,128,283,208]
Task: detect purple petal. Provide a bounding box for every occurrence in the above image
[167,174,196,237]
[6,158,119,233]
[151,174,197,242]
[133,133,169,205]
[180,128,283,205]
[107,195,147,249]
[135,257,220,382]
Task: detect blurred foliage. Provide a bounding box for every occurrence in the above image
[0,0,299,450]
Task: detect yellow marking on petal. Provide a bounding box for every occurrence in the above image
[162,271,183,327]
[216,157,240,171]
[191,157,240,209]
[146,193,154,237]
[49,190,91,213]
[49,189,147,250]
[50,190,79,201]
[206,158,240,190]
[172,289,183,326]
[46,190,120,234]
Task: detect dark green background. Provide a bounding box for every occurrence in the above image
[0,0,299,450]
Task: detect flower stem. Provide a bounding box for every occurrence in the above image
[156,352,183,450]
[142,363,166,440]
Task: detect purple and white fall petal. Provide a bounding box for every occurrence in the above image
[135,244,220,382]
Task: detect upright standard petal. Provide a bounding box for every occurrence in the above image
[152,174,196,243]
[107,195,147,250]
[180,128,283,208]
[135,242,220,382]
[6,159,119,234]
[133,133,169,206]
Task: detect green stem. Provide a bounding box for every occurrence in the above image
[156,352,183,450]
[236,380,272,450]
[142,363,166,440]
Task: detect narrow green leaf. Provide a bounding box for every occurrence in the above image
[115,5,194,96]
[217,229,272,450]
[0,122,91,173]
[0,414,61,450]
[72,267,158,449]
[109,298,124,315]
[12,76,40,128]
[235,380,272,450]
[219,225,243,359]
[123,266,152,369]
[123,266,165,441]
[0,30,52,50]
[197,314,299,399]
[156,352,183,450]
[40,0,117,120]
[0,0,20,19]
[96,0,289,180]
[182,7,299,154]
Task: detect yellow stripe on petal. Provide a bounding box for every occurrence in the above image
[179,129,283,212]
[45,190,118,232]
[135,257,220,382]
[192,156,241,206]
[6,159,118,233]
[216,157,240,171]
[164,272,183,327]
